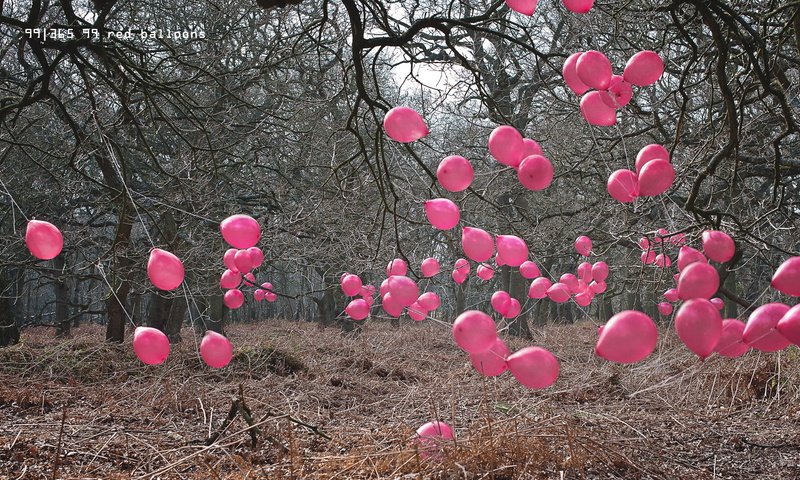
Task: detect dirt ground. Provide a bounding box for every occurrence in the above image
[0,318,799,479]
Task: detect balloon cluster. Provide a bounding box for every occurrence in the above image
[608,144,675,203]
[453,310,559,389]
[563,50,664,126]
[643,229,800,360]
[218,214,276,309]
[489,125,554,191]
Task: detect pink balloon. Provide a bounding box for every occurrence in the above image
[247,247,264,268]
[678,246,708,272]
[591,262,609,282]
[387,275,419,307]
[562,0,593,14]
[219,270,242,290]
[637,159,675,196]
[383,106,428,143]
[657,302,673,316]
[254,289,265,302]
[386,258,408,277]
[589,281,606,294]
[505,0,538,15]
[577,262,593,282]
[599,75,633,109]
[678,263,719,300]
[770,257,800,297]
[223,248,238,272]
[381,293,403,317]
[408,303,428,321]
[776,304,800,345]
[634,144,670,173]
[575,235,592,257]
[743,303,791,352]
[623,50,664,87]
[559,273,579,293]
[224,289,245,309]
[495,252,506,266]
[488,125,524,167]
[528,277,552,299]
[243,272,256,286]
[595,310,658,364]
[638,237,650,250]
[437,155,474,192]
[491,291,512,316]
[580,91,617,126]
[562,52,590,95]
[147,248,185,291]
[469,338,510,376]
[452,310,497,354]
[421,258,440,277]
[425,199,460,230]
[547,283,571,303]
[133,327,170,365]
[477,264,495,281]
[340,274,363,297]
[575,292,593,307]
[416,421,454,456]
[234,249,253,274]
[451,270,467,284]
[200,331,233,369]
[504,298,521,318]
[345,299,370,320]
[772,257,800,296]
[664,288,679,302]
[260,281,274,292]
[641,250,656,264]
[417,292,441,311]
[359,285,374,298]
[506,347,559,389]
[220,214,260,249]
[519,261,541,279]
[454,258,471,276]
[25,220,63,260]
[607,169,639,202]
[379,279,390,297]
[702,230,735,263]
[654,254,672,268]
[715,319,749,358]
[462,227,494,262]
[710,297,724,310]
[265,291,277,302]
[521,138,543,158]
[496,235,528,267]
[675,299,723,360]
[576,51,612,90]
[517,155,554,191]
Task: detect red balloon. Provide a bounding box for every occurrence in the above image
[200,331,233,369]
[623,50,664,87]
[607,169,639,202]
[469,338,510,377]
[576,51,612,90]
[562,52,589,95]
[454,257,471,276]
[505,0,538,15]
[599,75,633,109]
[580,91,617,126]
[488,125,524,167]
[677,263,719,300]
[772,256,800,296]
[591,261,609,282]
[224,289,244,309]
[575,235,592,257]
[678,246,708,272]
[25,220,63,260]
[345,299,370,320]
[381,293,403,317]
[776,304,800,345]
[133,327,170,365]
[715,319,749,358]
[637,159,675,196]
[506,347,559,389]
[517,155,554,191]
[664,288,679,303]
[675,299,723,360]
[547,283,570,303]
[589,280,606,294]
[491,291,512,316]
[220,214,260,249]
[496,235,528,267]
[634,144,670,173]
[417,292,441,311]
[476,264,495,281]
[596,310,657,364]
[503,298,522,319]
[521,138,543,158]
[340,274,363,297]
[641,250,656,264]
[424,199,460,230]
[220,269,242,289]
[387,275,419,307]
[437,155,474,192]
[234,249,253,274]
[386,258,408,277]
[383,106,428,143]
[519,261,541,279]
[223,248,238,272]
[657,302,673,316]
[462,227,495,262]
[562,0,593,13]
[452,310,497,354]
[420,258,440,277]
[528,277,552,299]
[147,248,185,291]
[742,303,791,352]
[702,230,735,263]
[654,253,672,268]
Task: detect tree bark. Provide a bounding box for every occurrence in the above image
[53,255,71,338]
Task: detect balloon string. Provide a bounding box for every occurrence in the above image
[0,176,29,230]
[95,262,137,328]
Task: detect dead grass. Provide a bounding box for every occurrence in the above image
[1,319,799,479]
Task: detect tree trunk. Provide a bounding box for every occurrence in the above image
[0,274,20,347]
[105,199,134,343]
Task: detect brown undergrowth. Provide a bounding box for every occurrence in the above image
[0,319,799,479]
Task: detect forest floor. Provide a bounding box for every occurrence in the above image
[0,319,799,479]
